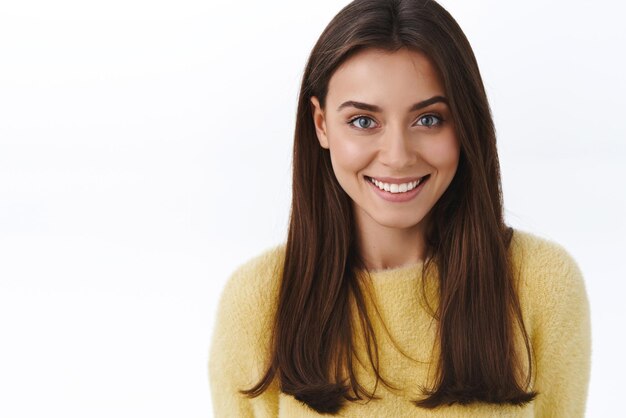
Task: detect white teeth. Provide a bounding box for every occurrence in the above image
[369,177,424,194]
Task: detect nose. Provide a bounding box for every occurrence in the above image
[378,125,417,170]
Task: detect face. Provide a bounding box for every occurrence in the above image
[310,47,460,233]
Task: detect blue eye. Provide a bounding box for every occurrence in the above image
[416,114,443,128]
[348,116,378,130]
[347,114,444,130]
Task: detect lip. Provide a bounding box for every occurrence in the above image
[366,175,425,184]
[365,174,430,203]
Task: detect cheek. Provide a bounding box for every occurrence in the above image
[423,133,460,172]
[329,136,371,174]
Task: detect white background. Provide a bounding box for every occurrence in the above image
[0,0,623,416]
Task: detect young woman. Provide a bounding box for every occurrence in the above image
[209,0,591,416]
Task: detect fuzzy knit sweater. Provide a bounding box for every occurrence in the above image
[208,229,591,417]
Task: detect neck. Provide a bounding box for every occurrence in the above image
[355,210,429,272]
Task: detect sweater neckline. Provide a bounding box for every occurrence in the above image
[356,260,426,282]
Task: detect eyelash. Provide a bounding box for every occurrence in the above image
[346,114,445,130]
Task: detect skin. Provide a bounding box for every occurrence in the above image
[310,47,460,272]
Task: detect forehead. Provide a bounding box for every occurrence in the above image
[327,48,445,107]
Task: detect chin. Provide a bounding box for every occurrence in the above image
[374,214,427,230]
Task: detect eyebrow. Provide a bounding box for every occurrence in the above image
[336,95,448,112]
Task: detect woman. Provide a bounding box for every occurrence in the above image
[209,0,591,416]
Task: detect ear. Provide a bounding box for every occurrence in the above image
[310,96,329,149]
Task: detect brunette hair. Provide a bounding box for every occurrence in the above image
[240,0,538,412]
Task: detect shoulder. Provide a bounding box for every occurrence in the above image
[508,231,592,414]
[216,242,287,322]
[509,229,589,327]
[509,228,584,286]
[209,243,287,382]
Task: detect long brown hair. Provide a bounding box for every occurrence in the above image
[240,0,537,412]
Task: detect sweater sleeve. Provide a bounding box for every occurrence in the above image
[529,242,592,418]
[208,249,282,418]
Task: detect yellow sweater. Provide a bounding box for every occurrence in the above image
[208,229,591,417]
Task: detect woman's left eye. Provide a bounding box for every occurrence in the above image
[415,114,443,128]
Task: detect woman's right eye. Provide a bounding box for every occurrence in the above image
[347,116,378,130]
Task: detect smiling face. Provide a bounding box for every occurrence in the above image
[310,47,460,237]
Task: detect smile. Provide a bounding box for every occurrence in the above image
[364,174,430,203]
[365,175,430,194]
